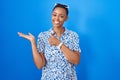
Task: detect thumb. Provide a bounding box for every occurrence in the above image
[28,33,34,37]
[50,33,54,37]
[28,32,32,35]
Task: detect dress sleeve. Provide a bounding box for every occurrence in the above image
[37,32,45,53]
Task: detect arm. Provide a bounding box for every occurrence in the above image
[60,44,80,65]
[48,34,80,65]
[18,32,46,69]
[31,39,46,69]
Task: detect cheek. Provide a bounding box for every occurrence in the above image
[60,16,67,22]
[52,16,56,21]
[60,18,66,23]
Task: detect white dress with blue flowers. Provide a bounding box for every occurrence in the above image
[37,28,81,80]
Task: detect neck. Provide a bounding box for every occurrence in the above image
[53,26,65,37]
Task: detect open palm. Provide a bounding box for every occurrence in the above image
[18,32,35,42]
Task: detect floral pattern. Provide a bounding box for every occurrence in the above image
[37,28,81,80]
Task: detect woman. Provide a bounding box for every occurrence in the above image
[18,3,81,80]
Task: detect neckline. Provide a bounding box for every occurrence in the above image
[49,27,68,38]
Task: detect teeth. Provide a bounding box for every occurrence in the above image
[55,21,59,24]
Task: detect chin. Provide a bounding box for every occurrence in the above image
[53,25,62,28]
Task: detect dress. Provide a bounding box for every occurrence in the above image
[37,28,81,80]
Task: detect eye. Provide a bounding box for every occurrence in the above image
[60,16,64,18]
[52,14,56,17]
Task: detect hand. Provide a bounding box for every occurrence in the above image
[18,32,35,42]
[48,34,61,46]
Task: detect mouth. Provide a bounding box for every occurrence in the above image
[54,21,60,25]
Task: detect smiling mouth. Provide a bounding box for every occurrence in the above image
[54,21,60,24]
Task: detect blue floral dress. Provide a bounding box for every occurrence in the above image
[37,28,81,80]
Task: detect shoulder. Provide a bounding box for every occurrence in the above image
[38,30,49,38]
[66,29,79,37]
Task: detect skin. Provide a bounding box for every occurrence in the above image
[18,7,80,69]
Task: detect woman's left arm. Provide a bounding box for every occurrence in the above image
[48,34,81,65]
[60,44,80,65]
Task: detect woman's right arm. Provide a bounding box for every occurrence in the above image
[31,39,46,69]
[18,32,46,69]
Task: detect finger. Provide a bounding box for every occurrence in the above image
[48,38,50,41]
[18,32,22,35]
[18,32,25,37]
[48,38,53,45]
[50,33,55,38]
[28,32,32,36]
[18,32,29,39]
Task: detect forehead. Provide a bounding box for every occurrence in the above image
[52,7,67,15]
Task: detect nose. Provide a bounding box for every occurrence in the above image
[55,16,59,21]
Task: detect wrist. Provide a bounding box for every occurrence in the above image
[57,42,63,49]
[31,39,36,45]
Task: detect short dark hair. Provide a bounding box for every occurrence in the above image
[52,3,69,16]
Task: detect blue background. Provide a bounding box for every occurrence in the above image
[1,0,120,80]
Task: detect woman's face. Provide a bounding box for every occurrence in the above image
[52,7,68,28]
